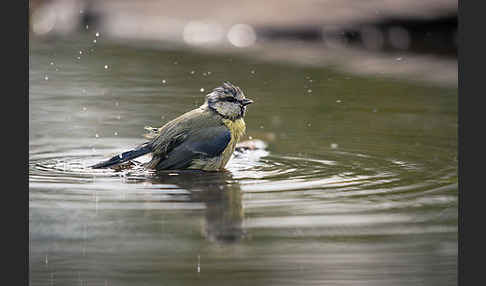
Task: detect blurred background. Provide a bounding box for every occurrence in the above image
[29,1,458,286]
[29,0,457,86]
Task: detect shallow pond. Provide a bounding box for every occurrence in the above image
[29,35,458,285]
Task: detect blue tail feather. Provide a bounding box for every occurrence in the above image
[91,143,152,169]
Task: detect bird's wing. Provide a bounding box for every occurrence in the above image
[149,108,220,155]
[154,125,231,170]
[143,126,160,139]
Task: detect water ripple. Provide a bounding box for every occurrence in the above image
[29,139,456,224]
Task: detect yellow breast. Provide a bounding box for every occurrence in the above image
[223,118,246,141]
[220,118,246,167]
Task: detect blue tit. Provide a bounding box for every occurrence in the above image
[91,81,254,171]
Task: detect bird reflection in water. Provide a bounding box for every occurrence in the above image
[151,170,245,244]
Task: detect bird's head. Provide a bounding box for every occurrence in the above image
[205,81,253,120]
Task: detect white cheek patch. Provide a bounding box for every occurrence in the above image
[214,101,241,118]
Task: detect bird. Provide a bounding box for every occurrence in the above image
[91,81,253,171]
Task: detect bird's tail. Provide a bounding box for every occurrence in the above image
[91,142,152,169]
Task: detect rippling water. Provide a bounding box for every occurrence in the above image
[29,35,457,285]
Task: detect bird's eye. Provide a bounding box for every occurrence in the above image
[224,97,237,103]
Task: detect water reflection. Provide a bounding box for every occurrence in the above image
[152,171,245,243]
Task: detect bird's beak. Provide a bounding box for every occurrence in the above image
[241,98,254,106]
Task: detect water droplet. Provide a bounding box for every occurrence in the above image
[114,132,118,136]
[250,70,255,74]
[50,62,54,66]
[307,89,312,93]
[95,134,99,138]
[207,71,212,75]
[79,50,83,55]
[190,70,195,74]
[95,32,100,37]
[104,65,109,69]
[336,100,342,103]
[82,107,87,111]
[331,143,338,149]
[93,39,97,43]
[44,75,49,80]
[248,136,253,140]
[162,80,167,84]
[200,88,205,92]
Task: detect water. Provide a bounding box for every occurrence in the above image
[29,35,457,285]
